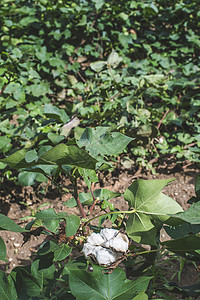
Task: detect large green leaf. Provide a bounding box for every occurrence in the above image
[162,235,200,251]
[65,215,80,237]
[171,202,200,224]
[0,149,29,168]
[0,237,7,262]
[77,127,134,158]
[69,265,152,300]
[0,144,97,170]
[10,254,60,298]
[124,179,183,245]
[195,173,200,199]
[34,208,58,220]
[37,144,97,169]
[164,223,200,239]
[54,244,72,262]
[126,213,157,245]
[18,171,37,186]
[0,214,26,232]
[0,271,17,300]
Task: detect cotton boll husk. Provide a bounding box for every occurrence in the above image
[87,232,105,246]
[100,228,118,241]
[82,243,96,258]
[94,247,117,266]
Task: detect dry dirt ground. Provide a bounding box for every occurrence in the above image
[0,161,200,297]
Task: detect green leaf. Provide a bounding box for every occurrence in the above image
[0,214,26,232]
[92,0,104,10]
[126,213,157,245]
[94,189,121,201]
[34,208,58,220]
[54,244,72,261]
[0,136,11,152]
[0,270,17,300]
[0,144,97,170]
[20,17,39,26]
[44,104,62,121]
[124,179,183,245]
[65,215,80,237]
[162,235,200,251]
[0,149,29,169]
[43,219,59,233]
[107,51,123,68]
[10,254,59,298]
[195,173,200,199]
[171,202,200,224]
[132,292,148,300]
[47,132,64,145]
[64,189,120,208]
[25,150,38,163]
[31,82,50,97]
[38,144,97,169]
[35,46,47,63]
[18,171,37,186]
[0,237,7,262]
[90,61,107,72]
[164,223,200,239]
[69,265,152,300]
[77,127,134,158]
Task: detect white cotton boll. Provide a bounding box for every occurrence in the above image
[100,228,118,241]
[87,232,105,246]
[82,243,96,258]
[107,233,129,253]
[83,229,129,266]
[94,247,116,266]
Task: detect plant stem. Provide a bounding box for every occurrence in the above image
[89,183,97,214]
[73,176,87,218]
[60,166,86,218]
[83,209,136,228]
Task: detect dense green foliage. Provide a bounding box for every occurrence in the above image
[0,0,200,298]
[0,0,200,175]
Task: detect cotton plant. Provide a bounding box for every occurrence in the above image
[82,228,129,266]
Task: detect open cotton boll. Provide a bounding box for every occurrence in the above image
[82,243,96,258]
[87,232,105,246]
[83,228,129,266]
[104,233,129,253]
[100,228,118,241]
[94,247,117,266]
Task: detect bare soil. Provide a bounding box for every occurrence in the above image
[0,161,200,297]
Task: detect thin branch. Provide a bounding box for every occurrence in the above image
[89,183,97,214]
[157,110,170,130]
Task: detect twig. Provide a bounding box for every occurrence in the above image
[110,92,121,102]
[183,142,196,149]
[157,110,170,130]
[89,183,97,214]
[72,176,87,218]
[0,83,8,96]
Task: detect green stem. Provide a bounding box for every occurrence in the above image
[83,209,136,228]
